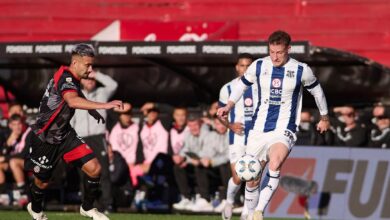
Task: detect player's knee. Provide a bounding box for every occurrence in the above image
[268,155,285,171]
[88,161,102,178]
[9,159,17,169]
[35,179,49,189]
[232,173,241,185]
[268,160,282,171]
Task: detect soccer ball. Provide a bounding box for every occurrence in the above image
[235,155,262,181]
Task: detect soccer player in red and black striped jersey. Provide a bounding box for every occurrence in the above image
[25,44,124,220]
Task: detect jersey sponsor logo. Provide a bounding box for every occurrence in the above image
[244,97,253,107]
[30,158,53,170]
[66,77,72,83]
[244,116,252,121]
[264,99,284,105]
[269,100,283,105]
[272,78,282,88]
[33,166,40,173]
[270,89,283,95]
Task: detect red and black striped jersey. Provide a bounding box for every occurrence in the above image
[31,66,81,144]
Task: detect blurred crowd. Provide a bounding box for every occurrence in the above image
[0,71,389,214]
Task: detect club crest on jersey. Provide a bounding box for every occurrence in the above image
[244,98,253,107]
[272,78,282,88]
[286,70,295,78]
[33,165,40,173]
[66,77,72,83]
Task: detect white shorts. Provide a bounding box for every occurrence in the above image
[245,129,297,162]
[229,144,246,163]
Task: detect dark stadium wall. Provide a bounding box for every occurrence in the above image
[0,41,388,108]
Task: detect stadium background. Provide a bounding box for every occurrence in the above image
[0,0,390,219]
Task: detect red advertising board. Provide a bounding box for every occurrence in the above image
[120,21,238,41]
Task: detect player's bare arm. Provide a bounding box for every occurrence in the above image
[217,115,244,135]
[217,100,235,118]
[63,91,123,110]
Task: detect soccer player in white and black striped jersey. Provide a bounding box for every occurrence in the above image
[218,53,256,220]
[217,30,330,220]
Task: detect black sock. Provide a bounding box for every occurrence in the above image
[0,183,6,194]
[82,176,100,211]
[30,182,45,213]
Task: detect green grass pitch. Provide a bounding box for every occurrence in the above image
[0,211,301,220]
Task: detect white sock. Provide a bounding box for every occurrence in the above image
[245,184,260,211]
[16,182,25,188]
[256,170,280,212]
[226,178,241,204]
[241,201,248,216]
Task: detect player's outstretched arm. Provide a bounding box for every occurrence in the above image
[63,91,123,110]
[216,100,235,119]
[217,115,244,135]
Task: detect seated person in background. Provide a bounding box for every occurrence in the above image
[108,103,141,186]
[139,102,173,130]
[199,116,230,213]
[202,101,219,131]
[333,106,368,147]
[0,114,28,205]
[169,107,189,156]
[108,151,133,209]
[172,114,210,211]
[0,102,26,136]
[7,102,25,120]
[139,107,168,173]
[368,104,390,148]
[9,127,32,206]
[295,110,318,146]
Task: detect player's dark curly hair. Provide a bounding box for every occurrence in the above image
[268,30,291,47]
[237,53,254,63]
[71,43,95,57]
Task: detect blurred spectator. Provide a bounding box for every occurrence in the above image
[139,107,169,172]
[9,126,31,206]
[71,70,118,212]
[172,114,210,211]
[295,110,318,146]
[368,105,390,148]
[0,114,28,205]
[200,117,230,213]
[333,106,368,147]
[139,102,174,131]
[0,102,26,131]
[109,151,133,209]
[169,107,189,155]
[173,114,230,212]
[7,103,25,119]
[202,101,218,130]
[108,103,140,186]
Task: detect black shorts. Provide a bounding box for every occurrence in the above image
[25,129,95,182]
